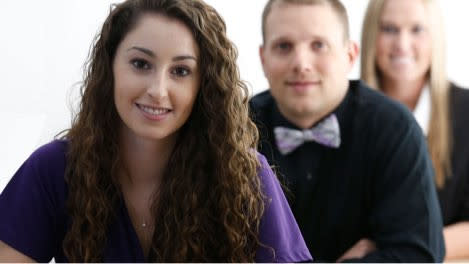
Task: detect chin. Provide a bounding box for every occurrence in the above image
[293,106,317,117]
[135,128,173,141]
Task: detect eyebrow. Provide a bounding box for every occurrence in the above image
[128,46,155,57]
[127,46,197,62]
[173,55,197,62]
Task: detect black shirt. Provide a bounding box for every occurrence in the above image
[250,80,445,262]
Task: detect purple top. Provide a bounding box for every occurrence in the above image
[0,140,311,262]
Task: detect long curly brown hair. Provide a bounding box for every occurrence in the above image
[62,0,265,261]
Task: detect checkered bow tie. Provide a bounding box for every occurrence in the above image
[274,114,341,155]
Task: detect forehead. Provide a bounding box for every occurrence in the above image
[119,13,199,57]
[264,3,344,43]
[381,0,429,24]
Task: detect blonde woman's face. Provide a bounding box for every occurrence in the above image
[113,14,200,142]
[376,0,432,84]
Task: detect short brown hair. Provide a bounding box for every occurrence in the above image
[261,0,350,42]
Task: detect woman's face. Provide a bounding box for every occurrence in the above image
[375,0,432,85]
[113,13,200,142]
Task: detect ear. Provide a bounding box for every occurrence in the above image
[346,40,360,71]
[259,44,266,67]
[259,44,267,76]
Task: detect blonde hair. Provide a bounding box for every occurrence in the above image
[360,0,451,188]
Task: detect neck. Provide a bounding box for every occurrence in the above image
[280,83,348,129]
[381,77,426,111]
[119,127,176,189]
[286,113,326,130]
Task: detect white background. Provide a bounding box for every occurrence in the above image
[1,0,468,192]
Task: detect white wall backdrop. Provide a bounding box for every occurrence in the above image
[1,0,468,192]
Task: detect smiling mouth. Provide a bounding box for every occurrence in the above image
[390,56,414,66]
[136,103,171,115]
[286,81,320,86]
[285,81,320,92]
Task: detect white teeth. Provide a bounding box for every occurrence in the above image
[139,105,169,115]
[391,57,413,65]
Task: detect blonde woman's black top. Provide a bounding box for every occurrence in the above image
[438,84,469,226]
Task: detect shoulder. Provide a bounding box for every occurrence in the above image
[7,139,68,199]
[250,89,274,109]
[256,152,275,185]
[255,152,283,200]
[29,139,68,165]
[450,83,469,118]
[450,82,469,98]
[249,90,275,121]
[351,80,418,132]
[25,139,68,179]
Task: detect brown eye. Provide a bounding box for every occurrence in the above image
[171,66,191,77]
[131,59,151,70]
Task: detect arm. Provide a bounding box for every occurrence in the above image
[336,238,376,262]
[444,221,469,260]
[0,241,35,263]
[255,154,312,263]
[0,141,66,263]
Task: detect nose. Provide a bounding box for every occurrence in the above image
[394,31,412,54]
[147,70,168,99]
[291,45,312,74]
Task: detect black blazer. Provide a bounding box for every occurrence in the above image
[438,83,469,225]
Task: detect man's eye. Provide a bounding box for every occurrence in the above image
[412,25,425,34]
[312,41,324,50]
[276,42,292,52]
[131,59,151,70]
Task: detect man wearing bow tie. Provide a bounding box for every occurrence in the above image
[249,0,445,262]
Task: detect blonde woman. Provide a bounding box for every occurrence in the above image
[361,0,469,260]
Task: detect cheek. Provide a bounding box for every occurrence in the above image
[376,37,390,58]
[317,55,343,77]
[113,67,130,100]
[416,39,432,63]
[265,58,288,79]
[114,81,132,105]
[375,39,391,71]
[176,85,199,113]
[114,73,146,102]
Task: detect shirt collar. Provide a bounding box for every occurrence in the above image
[412,84,431,136]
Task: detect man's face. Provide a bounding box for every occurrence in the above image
[260,2,357,128]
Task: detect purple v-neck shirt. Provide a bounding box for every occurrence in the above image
[0,140,311,262]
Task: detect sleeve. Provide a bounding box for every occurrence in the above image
[354,112,445,262]
[254,153,312,263]
[461,161,469,221]
[0,141,66,262]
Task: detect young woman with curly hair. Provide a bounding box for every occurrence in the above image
[0,0,311,262]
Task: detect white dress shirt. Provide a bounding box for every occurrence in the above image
[413,84,431,136]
